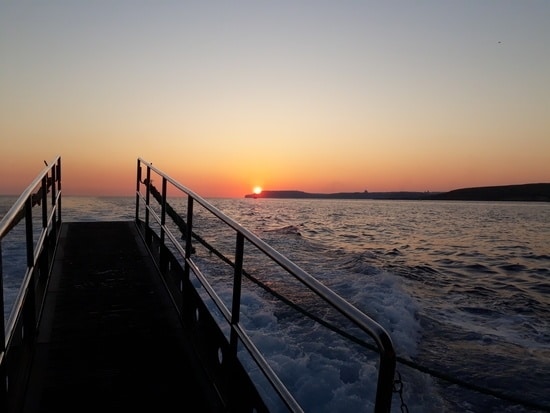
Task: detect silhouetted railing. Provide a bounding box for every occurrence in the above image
[0,157,62,406]
[135,158,397,413]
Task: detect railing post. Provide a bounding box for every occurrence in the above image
[374,338,396,413]
[0,238,5,346]
[145,166,151,244]
[0,360,5,413]
[160,178,167,243]
[184,196,194,265]
[25,199,34,269]
[0,237,5,410]
[55,158,62,224]
[135,160,141,222]
[24,198,37,343]
[41,176,47,229]
[51,164,58,240]
[40,176,49,282]
[159,177,168,273]
[230,233,244,356]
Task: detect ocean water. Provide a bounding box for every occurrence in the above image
[1,196,549,413]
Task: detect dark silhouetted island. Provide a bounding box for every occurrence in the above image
[245,190,429,200]
[423,183,550,202]
[245,183,550,202]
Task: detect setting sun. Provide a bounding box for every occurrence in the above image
[253,186,262,195]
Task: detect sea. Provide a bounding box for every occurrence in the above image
[1,195,549,413]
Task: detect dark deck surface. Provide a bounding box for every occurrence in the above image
[22,221,222,412]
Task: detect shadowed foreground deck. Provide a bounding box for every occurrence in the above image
[21,221,221,412]
[3,158,398,413]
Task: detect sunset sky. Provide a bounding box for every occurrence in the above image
[1,1,549,198]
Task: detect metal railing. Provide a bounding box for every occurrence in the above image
[0,156,62,407]
[135,158,396,413]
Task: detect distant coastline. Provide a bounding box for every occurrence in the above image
[244,183,550,202]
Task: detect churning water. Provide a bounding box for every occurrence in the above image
[1,196,549,412]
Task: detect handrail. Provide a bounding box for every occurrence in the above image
[135,157,396,413]
[0,156,62,408]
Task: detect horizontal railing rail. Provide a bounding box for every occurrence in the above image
[0,156,62,410]
[135,158,396,413]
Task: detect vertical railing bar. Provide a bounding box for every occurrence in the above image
[229,232,244,356]
[184,196,194,276]
[181,196,194,321]
[23,198,37,348]
[39,176,49,286]
[0,239,5,346]
[145,167,151,225]
[0,239,5,409]
[25,199,34,269]
[160,177,167,245]
[374,347,396,413]
[41,176,47,230]
[51,164,57,239]
[145,167,151,244]
[56,159,62,224]
[135,159,141,222]
[159,177,168,272]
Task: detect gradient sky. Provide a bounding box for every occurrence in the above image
[1,1,549,197]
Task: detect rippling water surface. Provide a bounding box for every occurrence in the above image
[1,196,549,412]
[211,198,550,411]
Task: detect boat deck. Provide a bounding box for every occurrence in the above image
[2,157,398,413]
[20,221,223,412]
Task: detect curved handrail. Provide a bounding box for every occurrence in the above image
[136,157,396,412]
[0,159,58,238]
[1,157,62,383]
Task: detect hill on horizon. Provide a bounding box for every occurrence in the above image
[244,183,550,202]
[424,183,550,202]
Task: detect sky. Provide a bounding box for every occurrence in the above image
[1,1,549,198]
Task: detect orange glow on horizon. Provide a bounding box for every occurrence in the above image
[1,3,549,199]
[1,154,549,199]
